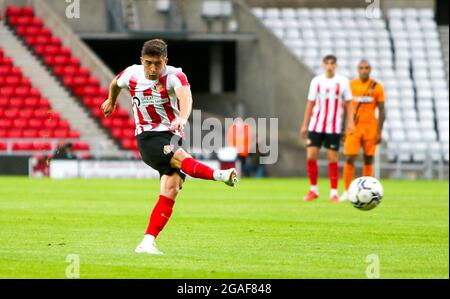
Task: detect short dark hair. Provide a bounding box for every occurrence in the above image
[141,39,168,57]
[323,54,337,63]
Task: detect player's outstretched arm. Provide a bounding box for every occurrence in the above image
[377,102,385,144]
[300,101,315,138]
[344,101,355,134]
[169,86,193,132]
[101,78,122,118]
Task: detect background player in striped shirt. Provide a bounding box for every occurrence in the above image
[300,55,355,202]
[101,39,238,255]
[340,59,385,202]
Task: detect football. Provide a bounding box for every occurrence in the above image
[348,176,384,211]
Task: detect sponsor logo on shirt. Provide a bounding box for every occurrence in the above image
[354,96,374,103]
[133,96,169,107]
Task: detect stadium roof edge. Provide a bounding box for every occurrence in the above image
[78,31,257,42]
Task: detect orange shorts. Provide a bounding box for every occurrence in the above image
[344,123,378,156]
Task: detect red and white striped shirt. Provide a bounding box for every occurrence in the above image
[116,64,190,136]
[307,73,352,134]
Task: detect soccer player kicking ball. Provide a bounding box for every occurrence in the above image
[340,60,385,202]
[300,55,354,202]
[101,39,238,255]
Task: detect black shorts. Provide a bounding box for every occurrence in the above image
[137,131,186,180]
[307,131,341,151]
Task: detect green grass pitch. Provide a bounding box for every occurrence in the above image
[0,177,448,278]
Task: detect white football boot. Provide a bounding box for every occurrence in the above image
[135,235,163,255]
[214,168,238,187]
[339,191,349,203]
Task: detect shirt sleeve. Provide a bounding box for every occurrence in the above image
[375,83,385,103]
[343,78,353,101]
[307,78,318,101]
[116,66,133,89]
[167,72,190,91]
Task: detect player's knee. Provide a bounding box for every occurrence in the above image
[172,149,191,168]
[346,156,356,165]
[164,183,180,198]
[364,156,373,165]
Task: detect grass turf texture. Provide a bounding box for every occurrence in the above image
[0,177,448,278]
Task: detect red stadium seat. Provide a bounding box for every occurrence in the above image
[9,97,24,107]
[59,120,70,130]
[0,56,13,67]
[38,98,50,109]
[15,26,27,37]
[33,108,49,119]
[0,118,13,129]
[4,108,19,118]
[0,66,13,75]
[73,142,90,151]
[121,138,138,150]
[24,26,40,36]
[21,6,35,17]
[25,97,40,107]
[38,129,52,138]
[28,119,43,128]
[22,129,38,138]
[53,55,69,66]
[112,118,124,127]
[53,129,69,138]
[59,47,72,58]
[69,130,80,138]
[0,86,14,97]
[14,86,30,97]
[0,129,7,138]
[33,142,51,151]
[49,37,62,48]
[6,6,22,18]
[43,118,59,129]
[8,129,23,138]
[19,109,34,119]
[38,27,52,38]
[29,88,41,98]
[20,77,32,88]
[10,67,22,76]
[0,97,8,107]
[30,17,44,28]
[13,119,27,128]
[68,57,81,68]
[73,76,88,87]
[13,143,34,151]
[0,143,6,151]
[111,128,123,139]
[101,118,113,128]
[5,75,21,86]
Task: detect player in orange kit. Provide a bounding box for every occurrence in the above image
[340,59,385,202]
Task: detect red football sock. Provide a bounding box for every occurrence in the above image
[145,195,175,237]
[181,157,215,180]
[329,162,339,189]
[307,159,318,186]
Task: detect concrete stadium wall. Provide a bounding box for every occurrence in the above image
[37,0,109,32]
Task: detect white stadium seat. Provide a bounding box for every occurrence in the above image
[252,8,264,19]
